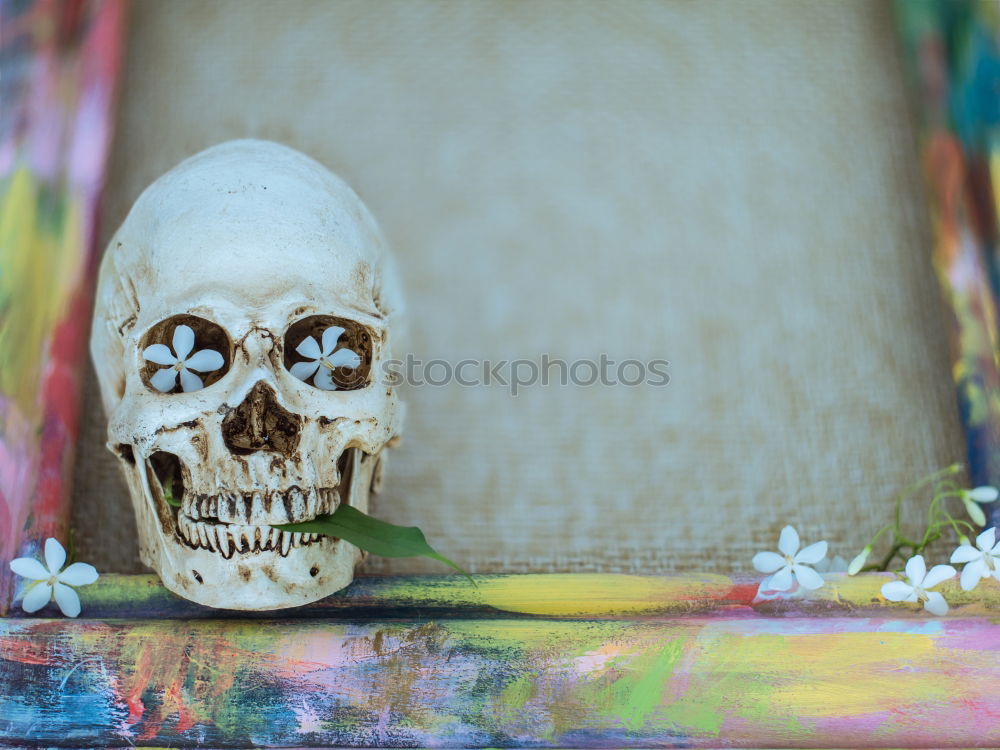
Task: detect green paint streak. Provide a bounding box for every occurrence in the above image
[499,672,536,713]
[662,697,725,735]
[603,638,683,731]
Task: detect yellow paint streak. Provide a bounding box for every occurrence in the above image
[780,632,945,716]
[824,573,1000,614]
[694,627,950,720]
[0,167,83,410]
[474,573,733,616]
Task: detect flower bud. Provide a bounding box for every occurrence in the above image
[968,486,999,503]
[963,496,987,526]
[847,546,871,576]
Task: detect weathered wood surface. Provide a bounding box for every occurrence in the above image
[3,573,1000,747]
[2,613,999,747]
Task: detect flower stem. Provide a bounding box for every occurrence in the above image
[862,464,965,571]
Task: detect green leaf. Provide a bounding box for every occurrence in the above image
[163,479,182,508]
[273,504,475,585]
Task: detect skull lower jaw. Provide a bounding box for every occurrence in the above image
[123,447,371,610]
[148,537,362,611]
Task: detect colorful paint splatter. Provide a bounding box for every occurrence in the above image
[2,572,1000,746]
[895,2,1000,524]
[0,0,124,613]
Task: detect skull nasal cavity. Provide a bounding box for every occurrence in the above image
[222,382,301,456]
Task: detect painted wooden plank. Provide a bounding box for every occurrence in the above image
[0,0,125,615]
[894,1,1000,516]
[2,613,998,747]
[7,571,1000,621]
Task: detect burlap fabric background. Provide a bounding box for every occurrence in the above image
[73,0,966,575]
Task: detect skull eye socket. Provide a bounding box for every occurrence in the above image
[140,315,232,394]
[283,315,372,391]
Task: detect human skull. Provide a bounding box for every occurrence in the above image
[90,140,404,610]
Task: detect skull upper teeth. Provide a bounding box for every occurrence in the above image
[174,486,340,558]
[179,487,340,526]
[177,514,324,558]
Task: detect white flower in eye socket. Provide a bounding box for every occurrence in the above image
[752,525,828,592]
[291,326,362,391]
[880,554,955,616]
[8,538,99,617]
[142,324,225,393]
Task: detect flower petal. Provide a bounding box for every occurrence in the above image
[21,582,52,613]
[881,580,916,602]
[923,591,949,616]
[290,361,320,382]
[321,326,346,357]
[767,566,794,592]
[185,349,224,372]
[794,540,828,565]
[44,538,65,575]
[847,549,870,576]
[326,348,361,369]
[53,583,81,617]
[58,562,99,587]
[792,564,825,590]
[142,344,177,365]
[960,559,987,591]
[951,544,981,564]
[314,367,338,391]
[296,335,322,360]
[752,551,785,574]
[905,555,926,586]
[922,564,956,590]
[150,368,178,393]
[9,557,49,580]
[179,369,205,393]
[964,497,987,527]
[976,527,997,551]
[172,324,195,359]
[969,486,999,502]
[778,526,800,557]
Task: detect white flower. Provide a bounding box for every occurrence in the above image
[950,527,1000,591]
[962,486,998,527]
[8,538,99,617]
[291,326,361,391]
[143,324,224,393]
[752,525,828,591]
[880,554,955,615]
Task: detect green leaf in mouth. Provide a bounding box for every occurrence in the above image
[163,478,182,508]
[272,504,474,584]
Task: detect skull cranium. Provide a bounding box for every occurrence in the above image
[90,140,404,610]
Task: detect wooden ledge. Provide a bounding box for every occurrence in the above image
[10,571,1000,619]
[3,573,1000,747]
